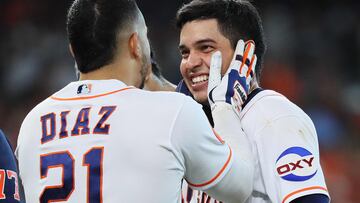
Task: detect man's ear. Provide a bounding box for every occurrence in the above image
[128,32,141,59]
[69,44,75,58]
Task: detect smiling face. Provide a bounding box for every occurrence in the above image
[179,19,234,104]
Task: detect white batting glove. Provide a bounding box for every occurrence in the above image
[208,40,257,116]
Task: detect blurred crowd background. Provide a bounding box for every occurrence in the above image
[0,0,359,202]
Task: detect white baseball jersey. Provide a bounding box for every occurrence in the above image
[241,90,329,203]
[182,181,223,203]
[181,90,329,203]
[16,79,234,203]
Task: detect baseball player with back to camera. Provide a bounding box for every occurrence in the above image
[16,0,256,202]
[172,0,330,202]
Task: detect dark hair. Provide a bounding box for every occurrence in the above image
[176,0,266,79]
[67,0,139,73]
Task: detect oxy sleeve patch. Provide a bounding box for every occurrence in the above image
[275,147,317,182]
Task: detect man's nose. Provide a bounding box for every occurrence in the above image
[186,52,202,69]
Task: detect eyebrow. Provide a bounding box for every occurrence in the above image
[179,38,216,51]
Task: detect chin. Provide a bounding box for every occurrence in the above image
[193,93,208,104]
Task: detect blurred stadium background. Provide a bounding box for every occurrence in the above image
[0,0,359,202]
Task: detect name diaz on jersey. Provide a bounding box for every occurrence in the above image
[40,106,116,144]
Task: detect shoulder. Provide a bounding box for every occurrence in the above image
[0,129,12,150]
[20,97,52,126]
[137,89,200,110]
[17,96,54,151]
[0,129,17,168]
[241,90,316,136]
[138,89,190,100]
[242,90,310,121]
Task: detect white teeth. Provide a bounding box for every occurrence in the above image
[192,75,209,84]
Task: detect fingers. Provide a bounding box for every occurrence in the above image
[232,40,246,62]
[227,40,245,75]
[247,54,257,78]
[208,51,222,94]
[239,41,255,76]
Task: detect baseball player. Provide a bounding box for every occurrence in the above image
[16,0,255,202]
[175,0,330,202]
[0,129,22,203]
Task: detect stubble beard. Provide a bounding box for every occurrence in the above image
[138,52,150,89]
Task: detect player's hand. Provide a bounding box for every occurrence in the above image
[207,40,257,116]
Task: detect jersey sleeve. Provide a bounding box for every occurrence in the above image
[255,116,329,203]
[0,129,22,203]
[170,97,233,191]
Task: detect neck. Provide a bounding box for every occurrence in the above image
[79,59,139,87]
[249,79,260,93]
[79,65,117,81]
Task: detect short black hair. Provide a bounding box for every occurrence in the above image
[176,0,266,80]
[67,0,139,73]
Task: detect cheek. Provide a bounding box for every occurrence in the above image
[179,61,187,77]
[221,52,233,75]
[203,55,212,70]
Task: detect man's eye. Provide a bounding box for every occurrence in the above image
[181,51,189,59]
[201,45,214,53]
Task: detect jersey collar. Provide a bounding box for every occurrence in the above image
[242,88,263,108]
[50,79,134,101]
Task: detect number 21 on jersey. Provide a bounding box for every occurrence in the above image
[40,147,103,203]
[39,106,116,203]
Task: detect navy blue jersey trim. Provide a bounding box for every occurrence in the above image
[290,194,329,203]
[242,88,263,108]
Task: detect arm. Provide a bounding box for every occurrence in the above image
[173,40,257,202]
[204,103,254,202]
[291,194,329,203]
[0,129,23,203]
[200,40,257,202]
[171,97,253,203]
[255,116,330,202]
[143,71,176,91]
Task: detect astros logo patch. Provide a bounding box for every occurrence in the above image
[275,147,317,181]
